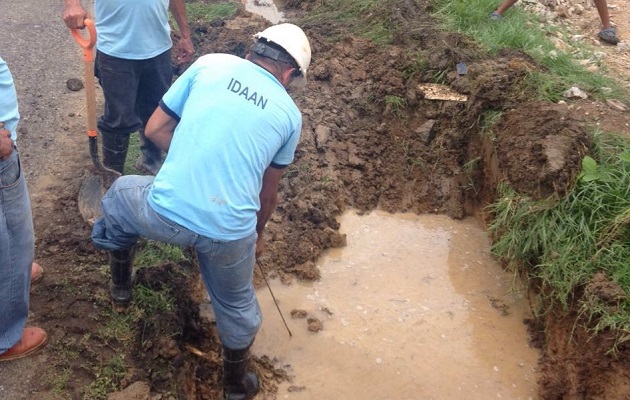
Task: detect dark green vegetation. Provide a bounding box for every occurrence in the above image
[489,132,630,349]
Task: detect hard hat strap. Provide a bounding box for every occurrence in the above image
[253,41,299,73]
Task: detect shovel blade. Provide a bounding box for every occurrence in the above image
[78,168,121,226]
[78,172,106,226]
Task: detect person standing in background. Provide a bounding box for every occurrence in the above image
[490,0,620,45]
[0,55,48,362]
[62,0,195,175]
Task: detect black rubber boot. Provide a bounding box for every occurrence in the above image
[109,247,135,312]
[223,344,259,400]
[135,129,163,175]
[101,131,130,174]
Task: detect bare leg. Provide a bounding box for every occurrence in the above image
[494,0,519,16]
[593,0,612,29]
[593,0,620,44]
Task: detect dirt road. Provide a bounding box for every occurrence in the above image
[0,0,92,398]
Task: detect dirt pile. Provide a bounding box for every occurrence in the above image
[7,0,629,399]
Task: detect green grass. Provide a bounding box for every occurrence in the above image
[299,0,397,44]
[134,284,176,315]
[383,95,407,117]
[135,241,187,267]
[95,284,178,398]
[101,311,135,343]
[122,134,187,268]
[51,367,72,395]
[123,132,142,176]
[432,0,627,101]
[170,2,238,26]
[480,110,502,137]
[186,2,239,23]
[488,131,630,347]
[82,356,127,400]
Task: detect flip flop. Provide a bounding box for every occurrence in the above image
[598,27,620,45]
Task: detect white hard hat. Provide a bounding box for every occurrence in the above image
[254,23,311,79]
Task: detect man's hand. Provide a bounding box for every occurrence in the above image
[0,123,15,161]
[255,167,283,259]
[175,37,194,64]
[63,1,88,29]
[255,234,265,260]
[169,0,194,64]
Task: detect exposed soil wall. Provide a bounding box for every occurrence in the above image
[162,6,628,398]
[5,1,628,399]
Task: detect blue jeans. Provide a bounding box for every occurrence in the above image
[0,149,34,353]
[92,175,261,349]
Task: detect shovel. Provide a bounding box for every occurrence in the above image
[70,19,121,226]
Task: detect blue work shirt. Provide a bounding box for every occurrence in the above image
[148,54,302,240]
[95,0,171,60]
[0,56,19,141]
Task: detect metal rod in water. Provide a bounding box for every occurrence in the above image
[257,260,292,337]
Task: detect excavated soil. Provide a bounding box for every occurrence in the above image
[3,0,629,399]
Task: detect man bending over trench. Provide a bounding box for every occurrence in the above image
[90,24,312,400]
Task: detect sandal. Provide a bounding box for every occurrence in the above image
[489,11,503,20]
[598,27,620,45]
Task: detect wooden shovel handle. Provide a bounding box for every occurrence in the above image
[71,19,97,138]
[70,19,96,62]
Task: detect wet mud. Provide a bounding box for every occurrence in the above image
[21,0,629,399]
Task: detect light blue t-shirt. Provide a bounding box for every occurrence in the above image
[0,56,19,141]
[148,54,302,240]
[95,0,171,60]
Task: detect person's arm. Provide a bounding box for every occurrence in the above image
[168,0,195,64]
[255,166,284,259]
[63,0,88,29]
[0,123,14,160]
[145,106,178,152]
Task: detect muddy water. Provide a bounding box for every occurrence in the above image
[253,210,539,400]
[241,0,284,24]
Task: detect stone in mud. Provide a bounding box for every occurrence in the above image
[291,309,308,319]
[307,317,323,332]
[107,381,151,400]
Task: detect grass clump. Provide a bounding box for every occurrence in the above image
[51,368,72,395]
[134,284,176,315]
[488,131,630,348]
[170,2,238,26]
[82,356,127,400]
[185,2,239,22]
[300,0,397,44]
[136,241,187,267]
[383,94,407,117]
[123,131,142,176]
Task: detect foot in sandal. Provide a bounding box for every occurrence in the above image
[598,27,620,45]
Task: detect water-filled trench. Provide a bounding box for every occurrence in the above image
[253,211,539,399]
[239,4,539,397]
